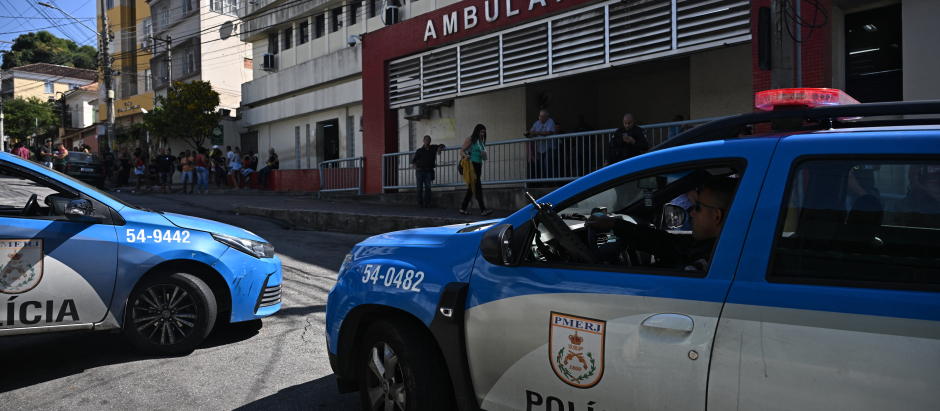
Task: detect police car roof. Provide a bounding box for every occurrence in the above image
[654,99,940,152]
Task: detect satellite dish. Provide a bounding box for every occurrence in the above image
[220,21,235,40]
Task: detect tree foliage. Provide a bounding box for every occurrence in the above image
[1,31,98,70]
[142,80,221,150]
[4,97,58,142]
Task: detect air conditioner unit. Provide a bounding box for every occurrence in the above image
[262,54,277,71]
[403,104,428,120]
[139,40,150,50]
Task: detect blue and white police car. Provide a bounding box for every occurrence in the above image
[0,151,281,355]
[326,89,940,411]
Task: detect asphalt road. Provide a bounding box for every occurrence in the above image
[0,182,368,410]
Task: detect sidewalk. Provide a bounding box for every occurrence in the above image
[233,196,514,235]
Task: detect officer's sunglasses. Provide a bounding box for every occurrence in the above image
[692,201,724,213]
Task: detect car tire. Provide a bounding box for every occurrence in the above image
[358,318,456,411]
[122,273,217,355]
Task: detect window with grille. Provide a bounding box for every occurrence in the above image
[283,27,293,50]
[158,6,169,30]
[210,0,235,15]
[349,2,361,26]
[144,68,152,91]
[299,22,309,44]
[315,15,325,38]
[331,8,343,32]
[44,81,54,94]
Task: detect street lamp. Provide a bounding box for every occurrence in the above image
[37,2,99,36]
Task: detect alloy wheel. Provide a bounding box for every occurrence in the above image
[365,342,406,411]
[130,284,198,346]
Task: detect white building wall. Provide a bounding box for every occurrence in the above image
[248,104,363,170]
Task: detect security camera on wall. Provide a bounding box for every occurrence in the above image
[348,35,361,48]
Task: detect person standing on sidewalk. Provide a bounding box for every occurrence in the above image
[133,148,150,193]
[459,124,493,216]
[411,135,444,208]
[259,148,279,190]
[180,149,195,194]
[230,147,243,189]
[604,113,648,167]
[156,148,174,194]
[52,144,69,172]
[195,147,211,194]
[118,147,131,188]
[40,139,53,168]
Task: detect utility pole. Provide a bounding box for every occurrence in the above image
[99,0,116,150]
[770,0,794,90]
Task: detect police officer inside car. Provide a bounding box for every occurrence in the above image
[585,178,735,271]
[604,114,649,167]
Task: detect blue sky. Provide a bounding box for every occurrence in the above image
[0,0,98,53]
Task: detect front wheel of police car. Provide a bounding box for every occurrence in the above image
[358,318,456,411]
[122,272,218,355]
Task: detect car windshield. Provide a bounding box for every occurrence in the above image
[67,152,98,162]
[564,170,694,215]
[1,155,137,210]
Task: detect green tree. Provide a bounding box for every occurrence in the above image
[1,31,98,70]
[4,97,57,142]
[142,80,221,150]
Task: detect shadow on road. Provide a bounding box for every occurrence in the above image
[235,374,361,411]
[0,318,266,393]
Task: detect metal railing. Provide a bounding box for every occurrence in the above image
[318,157,363,197]
[382,117,722,192]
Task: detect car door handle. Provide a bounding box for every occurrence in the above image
[641,313,694,332]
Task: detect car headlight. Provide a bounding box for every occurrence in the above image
[338,253,353,280]
[212,233,275,259]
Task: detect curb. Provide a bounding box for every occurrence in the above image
[232,204,482,235]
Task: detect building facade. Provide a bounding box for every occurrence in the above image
[98,0,252,151]
[234,0,939,193]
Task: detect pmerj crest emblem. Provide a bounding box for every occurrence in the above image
[0,240,44,294]
[549,312,605,388]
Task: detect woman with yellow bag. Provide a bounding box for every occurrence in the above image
[459,124,493,216]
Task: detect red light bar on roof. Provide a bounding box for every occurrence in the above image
[755,88,859,111]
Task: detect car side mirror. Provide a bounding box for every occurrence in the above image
[663,204,687,230]
[481,224,515,267]
[64,199,105,223]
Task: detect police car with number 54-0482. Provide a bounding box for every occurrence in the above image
[0,153,281,355]
[326,89,940,411]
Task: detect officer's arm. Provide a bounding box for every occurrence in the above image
[634,131,649,152]
[610,219,682,265]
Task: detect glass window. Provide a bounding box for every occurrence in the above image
[349,2,361,25]
[299,22,309,44]
[44,81,54,94]
[182,0,193,13]
[143,18,152,37]
[267,33,278,55]
[526,164,743,273]
[106,0,114,9]
[283,27,292,50]
[331,7,343,33]
[315,14,325,38]
[158,6,169,30]
[769,160,940,288]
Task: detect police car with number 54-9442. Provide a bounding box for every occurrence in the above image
[326,89,940,411]
[0,152,281,355]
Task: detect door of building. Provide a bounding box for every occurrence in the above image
[320,120,340,162]
[240,132,258,156]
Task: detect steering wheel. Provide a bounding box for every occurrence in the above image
[21,194,39,217]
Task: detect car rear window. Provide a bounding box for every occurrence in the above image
[768,159,940,290]
[67,153,97,162]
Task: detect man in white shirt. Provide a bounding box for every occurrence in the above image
[525,109,556,180]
